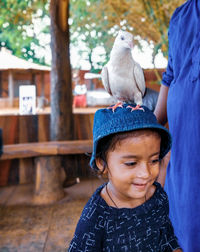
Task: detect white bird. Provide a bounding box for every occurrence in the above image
[101,30,146,108]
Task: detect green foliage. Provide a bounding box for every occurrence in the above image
[69,0,183,71]
[69,0,115,71]
[0,0,186,69]
[0,0,49,65]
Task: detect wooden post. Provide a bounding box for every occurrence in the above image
[50,0,75,188]
[19,158,34,184]
[40,72,45,97]
[33,156,64,204]
[8,70,14,107]
[31,72,36,85]
[0,71,2,97]
[33,0,73,203]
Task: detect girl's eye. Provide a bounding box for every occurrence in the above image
[151,159,160,165]
[121,35,125,40]
[124,161,137,167]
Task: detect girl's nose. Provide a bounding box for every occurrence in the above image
[137,163,151,178]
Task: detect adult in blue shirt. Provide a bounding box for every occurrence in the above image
[155,0,200,250]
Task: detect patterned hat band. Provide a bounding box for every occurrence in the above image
[90,103,172,170]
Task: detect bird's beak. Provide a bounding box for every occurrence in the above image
[128,41,134,49]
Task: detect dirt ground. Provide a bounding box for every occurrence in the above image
[0,178,104,252]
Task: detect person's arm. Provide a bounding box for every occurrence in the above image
[154,84,169,125]
[154,84,169,186]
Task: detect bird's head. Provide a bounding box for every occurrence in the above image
[114,30,134,50]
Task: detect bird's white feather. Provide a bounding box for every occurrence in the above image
[101,66,112,95]
[101,30,146,105]
[133,62,146,96]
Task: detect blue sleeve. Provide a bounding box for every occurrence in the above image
[162,29,174,87]
[68,213,103,251]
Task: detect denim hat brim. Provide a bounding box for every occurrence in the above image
[90,103,172,170]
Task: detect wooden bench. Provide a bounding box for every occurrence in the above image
[0,140,93,160]
[0,140,93,204]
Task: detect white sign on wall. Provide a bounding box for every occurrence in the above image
[19,85,36,115]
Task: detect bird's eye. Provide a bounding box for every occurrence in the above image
[120,36,125,40]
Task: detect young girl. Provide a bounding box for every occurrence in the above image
[68,103,182,252]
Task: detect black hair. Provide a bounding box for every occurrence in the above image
[95,129,161,173]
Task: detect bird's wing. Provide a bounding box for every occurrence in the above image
[101,66,112,95]
[133,62,146,96]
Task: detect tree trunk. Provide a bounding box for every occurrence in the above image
[50,0,73,140]
[33,0,73,204]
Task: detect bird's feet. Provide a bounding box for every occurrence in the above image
[107,102,123,112]
[127,104,144,112]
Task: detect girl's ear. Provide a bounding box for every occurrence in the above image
[95,158,108,174]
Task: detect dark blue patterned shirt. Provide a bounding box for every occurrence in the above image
[68,182,180,251]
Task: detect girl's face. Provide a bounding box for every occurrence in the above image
[97,130,161,208]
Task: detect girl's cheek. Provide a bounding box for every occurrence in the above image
[152,166,160,177]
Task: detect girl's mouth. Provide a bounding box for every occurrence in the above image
[133,183,148,189]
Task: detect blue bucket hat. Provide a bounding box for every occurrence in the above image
[90,103,172,170]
